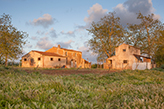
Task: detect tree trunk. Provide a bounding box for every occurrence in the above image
[5,55,8,67]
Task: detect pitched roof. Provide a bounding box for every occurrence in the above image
[133,54,151,59]
[50,46,82,53]
[61,48,82,53]
[117,43,140,50]
[32,50,65,57]
[84,59,91,64]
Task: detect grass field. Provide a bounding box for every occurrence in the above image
[0,66,164,108]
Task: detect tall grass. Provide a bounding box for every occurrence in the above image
[0,67,164,108]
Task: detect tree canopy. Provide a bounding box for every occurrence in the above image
[0,13,28,66]
[154,30,164,67]
[87,12,125,61]
[87,12,164,64]
[127,12,163,58]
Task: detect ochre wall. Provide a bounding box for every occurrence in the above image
[43,56,66,68]
[104,44,141,70]
[22,51,66,68]
[22,51,44,67]
[46,47,83,68]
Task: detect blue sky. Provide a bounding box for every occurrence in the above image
[0,0,164,63]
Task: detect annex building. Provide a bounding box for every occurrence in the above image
[103,43,154,70]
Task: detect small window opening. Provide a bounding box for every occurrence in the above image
[65,52,67,56]
[38,57,41,61]
[123,60,128,63]
[58,58,61,61]
[123,49,126,52]
[75,53,77,57]
[24,58,27,61]
[50,58,53,61]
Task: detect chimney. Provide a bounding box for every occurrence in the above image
[58,45,60,48]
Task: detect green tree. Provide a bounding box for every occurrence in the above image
[127,12,163,58]
[154,30,164,67]
[0,13,28,66]
[87,12,125,60]
[126,23,144,48]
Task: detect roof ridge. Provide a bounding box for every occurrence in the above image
[33,50,65,57]
[50,46,82,53]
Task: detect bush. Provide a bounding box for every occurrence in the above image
[91,64,97,68]
[151,68,164,72]
[160,64,164,69]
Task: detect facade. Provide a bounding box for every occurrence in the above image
[82,59,91,68]
[22,51,66,68]
[104,43,152,70]
[22,45,91,68]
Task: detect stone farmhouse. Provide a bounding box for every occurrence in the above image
[104,43,154,70]
[22,45,91,68]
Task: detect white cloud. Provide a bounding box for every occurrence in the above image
[78,42,97,63]
[26,44,33,48]
[56,40,74,48]
[77,3,108,30]
[36,30,45,35]
[29,14,55,28]
[39,28,57,38]
[36,37,53,50]
[84,3,108,26]
[31,36,38,40]
[49,27,57,38]
[113,0,160,25]
[60,30,75,37]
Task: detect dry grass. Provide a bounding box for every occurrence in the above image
[0,66,164,108]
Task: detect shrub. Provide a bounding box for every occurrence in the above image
[160,64,164,69]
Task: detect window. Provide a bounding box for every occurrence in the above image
[24,58,27,61]
[50,58,53,61]
[38,57,41,61]
[75,53,77,57]
[123,49,126,52]
[123,60,128,63]
[58,58,61,61]
[65,52,67,56]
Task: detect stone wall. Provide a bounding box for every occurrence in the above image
[22,51,66,68]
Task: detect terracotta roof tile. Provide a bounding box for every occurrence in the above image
[50,47,82,53]
[84,59,91,64]
[32,50,65,57]
[116,43,140,49]
[61,48,82,53]
[133,54,151,59]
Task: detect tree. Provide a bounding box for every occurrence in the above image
[127,12,163,58]
[126,23,144,48]
[154,30,164,67]
[87,12,125,61]
[0,13,28,66]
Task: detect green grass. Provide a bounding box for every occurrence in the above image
[0,67,164,108]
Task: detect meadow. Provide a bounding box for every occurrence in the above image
[0,66,164,108]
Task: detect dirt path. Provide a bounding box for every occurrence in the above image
[21,68,118,76]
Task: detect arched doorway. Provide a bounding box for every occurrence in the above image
[71,59,77,68]
[71,59,73,68]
